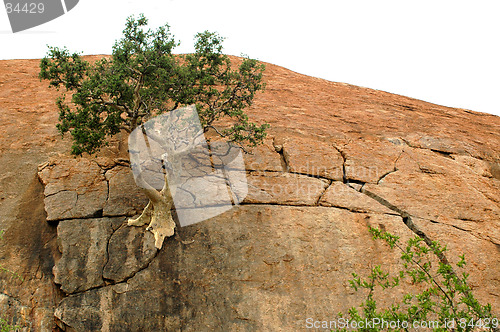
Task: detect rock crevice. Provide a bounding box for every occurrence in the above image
[359,187,453,267]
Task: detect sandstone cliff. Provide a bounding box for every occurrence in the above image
[0,56,499,331]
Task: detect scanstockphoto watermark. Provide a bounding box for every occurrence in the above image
[4,0,79,33]
[305,317,500,330]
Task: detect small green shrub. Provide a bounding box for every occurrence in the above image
[334,227,498,331]
[0,316,20,332]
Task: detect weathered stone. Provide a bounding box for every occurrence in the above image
[244,171,329,205]
[491,161,500,180]
[54,205,415,331]
[342,138,404,183]
[38,158,108,220]
[3,57,500,331]
[94,156,117,170]
[103,223,157,283]
[55,260,178,332]
[282,136,344,180]
[53,218,121,294]
[451,154,493,178]
[104,166,148,217]
[363,148,500,243]
[243,139,284,172]
[0,293,31,331]
[43,190,77,220]
[348,182,363,191]
[412,217,500,303]
[403,133,468,155]
[173,172,242,208]
[38,158,103,196]
[0,174,64,332]
[319,181,394,214]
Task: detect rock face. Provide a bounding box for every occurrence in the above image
[38,158,108,221]
[53,207,411,332]
[38,158,148,221]
[1,57,500,331]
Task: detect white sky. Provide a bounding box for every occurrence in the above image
[1,0,499,117]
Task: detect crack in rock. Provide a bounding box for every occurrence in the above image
[55,217,160,298]
[102,220,159,284]
[315,180,333,205]
[332,143,347,184]
[105,177,110,204]
[376,149,404,184]
[109,245,160,286]
[359,187,453,268]
[273,137,289,172]
[102,221,119,284]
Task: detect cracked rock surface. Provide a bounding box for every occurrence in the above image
[38,158,148,222]
[1,57,500,331]
[54,206,413,331]
[38,158,108,221]
[44,134,500,330]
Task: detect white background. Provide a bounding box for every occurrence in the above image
[1,0,499,116]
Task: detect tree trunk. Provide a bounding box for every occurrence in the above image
[127,174,177,249]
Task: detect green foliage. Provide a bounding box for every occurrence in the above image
[0,317,20,332]
[39,14,268,155]
[334,227,497,332]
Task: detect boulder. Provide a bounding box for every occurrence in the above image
[1,57,500,331]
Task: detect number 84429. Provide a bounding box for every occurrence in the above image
[5,3,45,14]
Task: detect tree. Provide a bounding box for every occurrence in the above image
[39,14,268,248]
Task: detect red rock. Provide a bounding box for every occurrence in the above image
[319,181,393,214]
[38,158,107,220]
[243,139,283,172]
[244,171,329,206]
[281,136,344,181]
[104,166,148,217]
[1,56,500,330]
